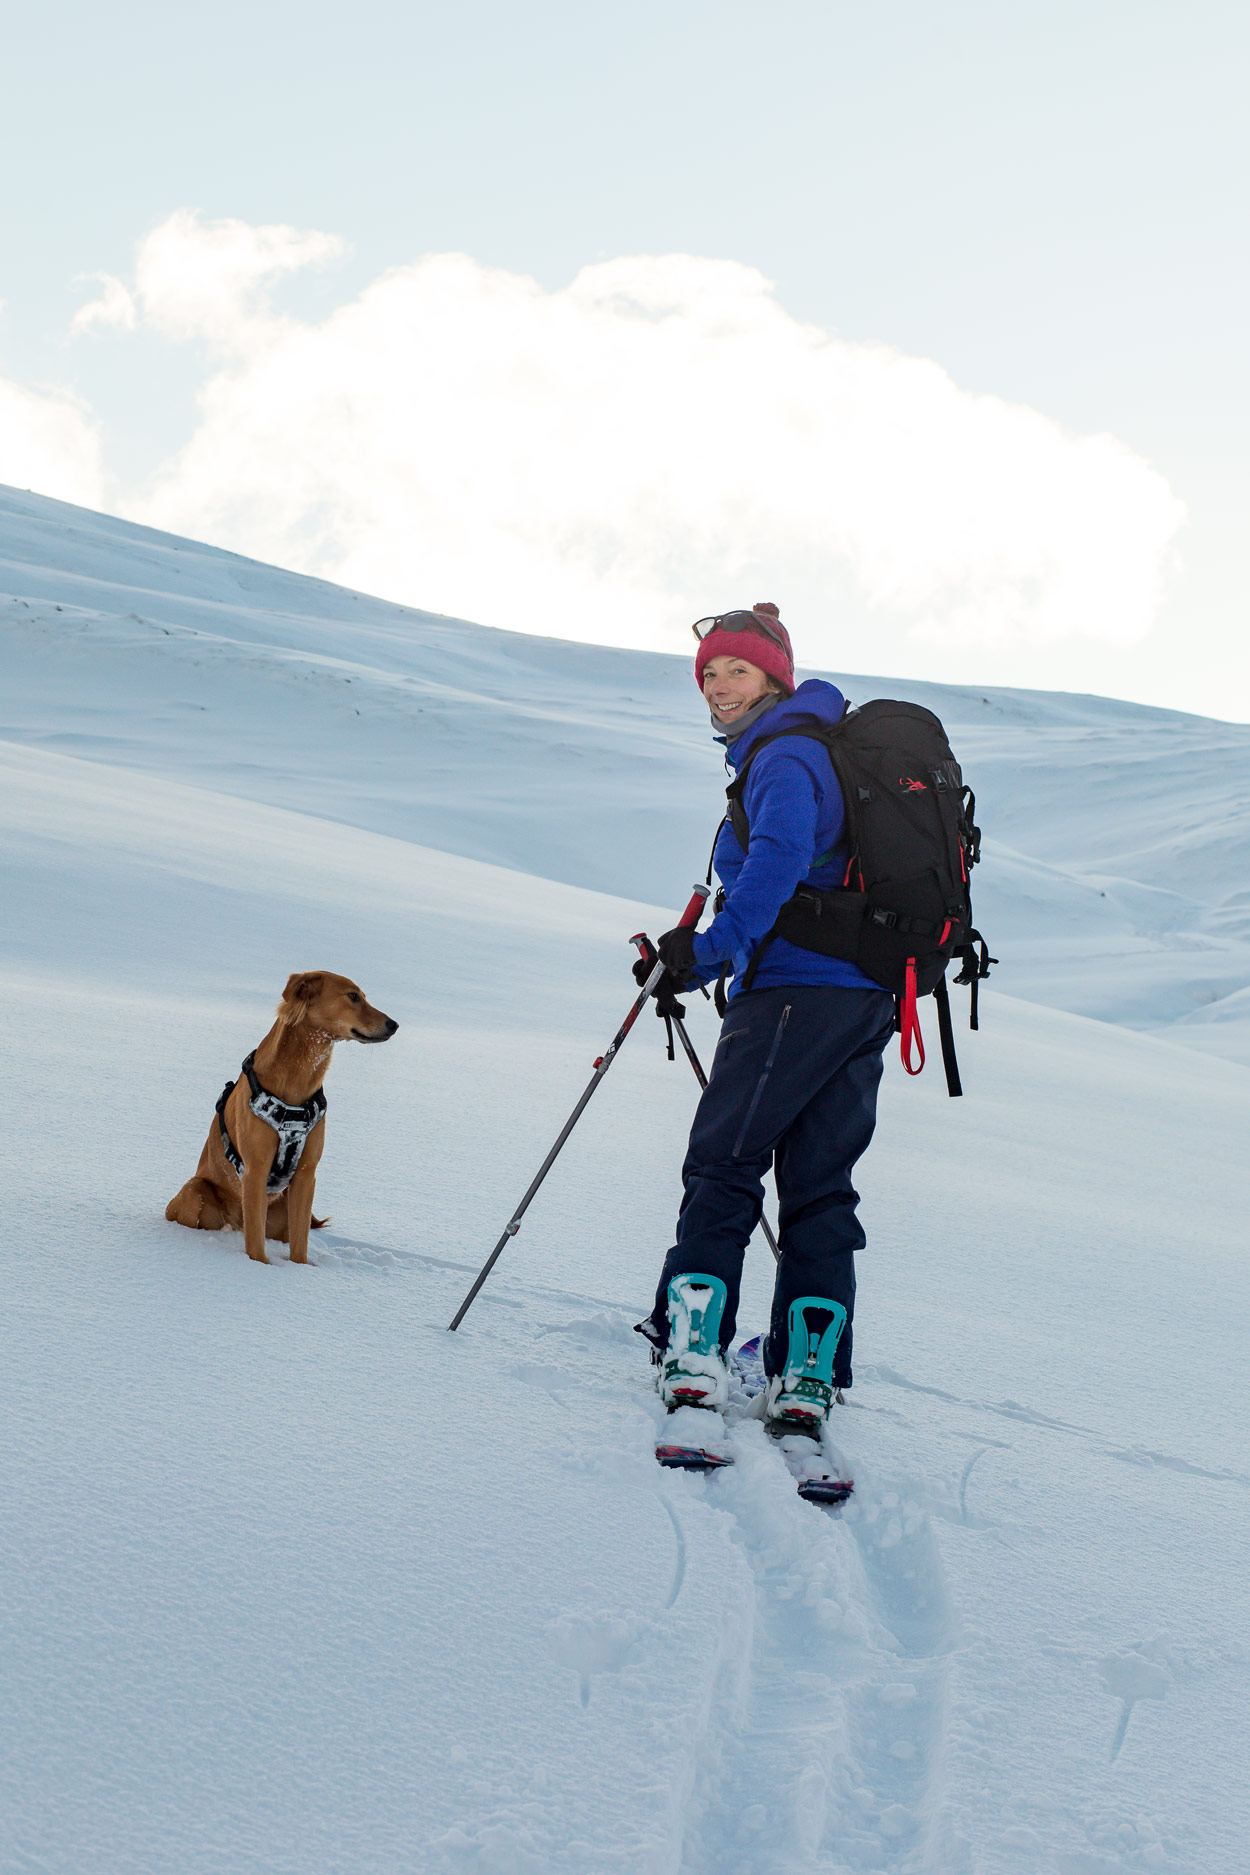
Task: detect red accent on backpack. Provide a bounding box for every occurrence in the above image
[899,958,925,1075]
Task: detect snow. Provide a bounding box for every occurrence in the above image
[2,483,1247,1875]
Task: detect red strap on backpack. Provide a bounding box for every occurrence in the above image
[899,957,925,1075]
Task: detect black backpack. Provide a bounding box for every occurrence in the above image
[717,698,994,1097]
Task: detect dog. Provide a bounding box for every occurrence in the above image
[165,971,398,1265]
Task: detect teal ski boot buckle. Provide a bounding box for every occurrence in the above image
[661,1273,730,1411]
[765,1296,847,1434]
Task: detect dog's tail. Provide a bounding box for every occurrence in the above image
[312,1214,330,1230]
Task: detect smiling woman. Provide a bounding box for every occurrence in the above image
[695,605,796,737]
[640,598,896,1432]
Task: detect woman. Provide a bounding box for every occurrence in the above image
[640,603,895,1432]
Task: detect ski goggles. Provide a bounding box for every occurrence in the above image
[691,609,788,653]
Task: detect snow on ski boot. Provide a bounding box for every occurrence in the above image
[659,1273,729,1412]
[764,1297,848,1437]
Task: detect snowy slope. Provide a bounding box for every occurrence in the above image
[2,488,1249,1875]
[3,484,1248,1063]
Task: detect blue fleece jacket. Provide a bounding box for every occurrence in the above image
[690,679,880,999]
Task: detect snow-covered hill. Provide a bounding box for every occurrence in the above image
[3,485,1248,1062]
[2,485,1247,1875]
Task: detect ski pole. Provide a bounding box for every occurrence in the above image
[630,934,781,1266]
[447,885,711,1331]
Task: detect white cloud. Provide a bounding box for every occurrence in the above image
[71,274,137,335]
[0,376,106,509]
[132,208,344,349]
[105,213,1186,664]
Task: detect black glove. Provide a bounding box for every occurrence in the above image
[632,952,687,1020]
[657,925,698,988]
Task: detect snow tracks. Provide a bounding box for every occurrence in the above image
[658,1412,961,1875]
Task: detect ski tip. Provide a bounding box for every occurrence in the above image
[655,1444,732,1471]
[796,1478,854,1505]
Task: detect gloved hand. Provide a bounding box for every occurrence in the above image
[632,953,687,1020]
[657,925,698,988]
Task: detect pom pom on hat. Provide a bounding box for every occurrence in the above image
[694,602,796,695]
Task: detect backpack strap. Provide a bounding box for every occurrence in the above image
[724,715,849,854]
[718,715,853,996]
[704,819,725,887]
[896,959,924,1074]
[737,931,779,997]
[932,973,962,1097]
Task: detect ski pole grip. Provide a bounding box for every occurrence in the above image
[677,883,711,929]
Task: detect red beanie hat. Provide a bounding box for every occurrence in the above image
[693,602,795,696]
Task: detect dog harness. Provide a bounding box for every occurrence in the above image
[215,1051,327,1194]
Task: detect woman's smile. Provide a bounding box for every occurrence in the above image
[702,653,772,723]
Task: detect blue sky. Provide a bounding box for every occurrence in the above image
[3,0,1247,717]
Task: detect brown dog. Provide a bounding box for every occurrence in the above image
[166,972,398,1265]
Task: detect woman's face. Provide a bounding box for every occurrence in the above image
[701,653,772,726]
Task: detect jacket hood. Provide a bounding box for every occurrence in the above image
[720,678,848,768]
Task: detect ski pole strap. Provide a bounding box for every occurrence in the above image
[630,935,679,1062]
[899,957,925,1075]
[670,1013,709,1090]
[933,973,962,1098]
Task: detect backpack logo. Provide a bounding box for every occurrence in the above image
[899,776,928,792]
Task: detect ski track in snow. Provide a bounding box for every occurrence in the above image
[4,486,1250,1875]
[663,1425,958,1875]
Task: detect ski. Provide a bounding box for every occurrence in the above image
[772,1432,854,1506]
[735,1335,854,1506]
[655,1444,732,1472]
[654,1396,732,1472]
[653,1334,854,1504]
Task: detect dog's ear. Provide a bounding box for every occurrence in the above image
[280,973,324,1020]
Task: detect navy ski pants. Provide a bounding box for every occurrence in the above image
[649,984,895,1387]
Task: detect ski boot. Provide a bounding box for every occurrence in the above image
[659,1273,729,1412]
[763,1296,847,1436]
